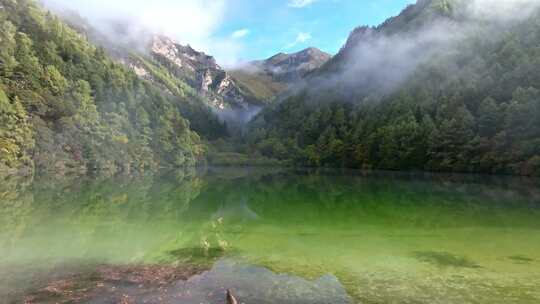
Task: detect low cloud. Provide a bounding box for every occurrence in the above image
[466,0,540,21]
[306,0,540,99]
[40,0,245,66]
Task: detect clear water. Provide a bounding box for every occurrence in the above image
[1,167,539,303]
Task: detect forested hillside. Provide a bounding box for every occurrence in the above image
[0,0,204,176]
[2,0,540,177]
[246,0,540,176]
[55,14,229,140]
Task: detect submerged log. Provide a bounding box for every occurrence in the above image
[226,289,238,304]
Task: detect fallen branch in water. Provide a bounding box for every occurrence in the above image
[227,289,239,304]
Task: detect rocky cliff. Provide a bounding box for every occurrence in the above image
[141,36,256,110]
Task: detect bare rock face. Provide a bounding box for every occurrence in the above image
[151,36,189,69]
[250,47,331,82]
[151,36,217,71]
[149,36,252,109]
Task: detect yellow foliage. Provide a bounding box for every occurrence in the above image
[113,135,129,145]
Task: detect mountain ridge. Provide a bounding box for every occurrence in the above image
[251,47,331,82]
[229,47,331,101]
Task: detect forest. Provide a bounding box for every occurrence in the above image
[0,0,204,176]
[1,0,540,177]
[245,0,540,176]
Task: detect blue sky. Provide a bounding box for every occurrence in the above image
[44,0,416,65]
[218,0,416,60]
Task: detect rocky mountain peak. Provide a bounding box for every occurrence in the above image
[150,36,218,71]
[139,35,255,110]
[268,48,329,66]
[252,47,331,82]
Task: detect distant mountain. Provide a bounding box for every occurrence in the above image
[252,47,332,82]
[230,48,331,101]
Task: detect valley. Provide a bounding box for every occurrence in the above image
[1,1,540,303]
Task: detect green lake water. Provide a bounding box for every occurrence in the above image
[1,167,539,303]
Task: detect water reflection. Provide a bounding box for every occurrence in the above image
[1,168,540,303]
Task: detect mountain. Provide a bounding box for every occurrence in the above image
[230,48,331,101]
[245,0,540,176]
[56,13,261,130]
[4,0,540,177]
[0,0,204,177]
[41,10,232,139]
[47,10,327,122]
[135,36,260,110]
[123,35,273,129]
[252,47,331,82]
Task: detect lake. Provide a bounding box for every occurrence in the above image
[1,167,539,303]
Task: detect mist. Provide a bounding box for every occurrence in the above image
[305,0,540,101]
[215,105,263,132]
[39,0,244,67]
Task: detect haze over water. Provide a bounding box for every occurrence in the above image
[1,168,539,303]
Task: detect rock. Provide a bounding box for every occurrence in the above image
[148,36,253,110]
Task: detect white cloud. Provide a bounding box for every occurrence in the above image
[288,0,317,8]
[41,0,245,65]
[285,32,312,49]
[296,32,312,43]
[231,28,250,39]
[43,0,225,43]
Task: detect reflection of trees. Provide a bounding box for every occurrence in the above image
[2,169,539,248]
[0,175,34,247]
[25,169,203,222]
[3,169,538,256]
[0,169,207,264]
[210,170,540,230]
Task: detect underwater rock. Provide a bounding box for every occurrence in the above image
[508,255,535,264]
[413,251,482,269]
[175,259,351,304]
[18,260,351,304]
